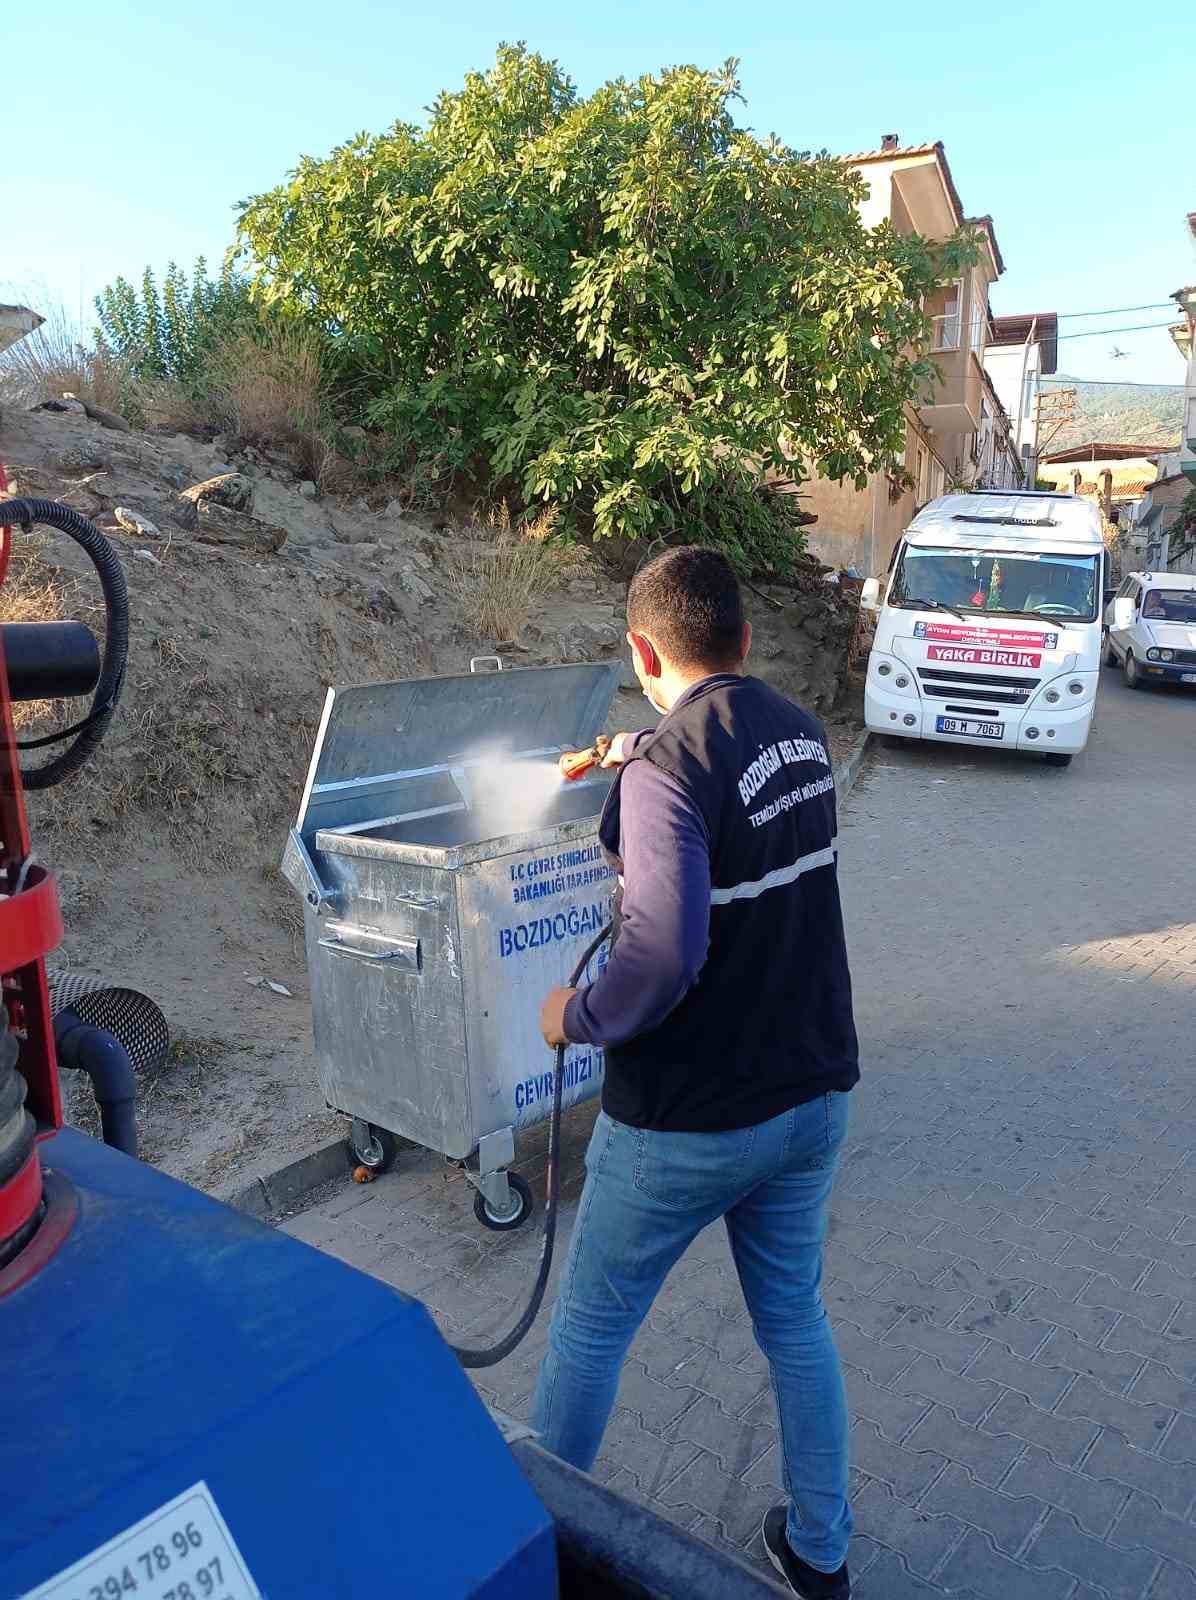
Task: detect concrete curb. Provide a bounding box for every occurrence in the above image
[225,1137,350,1219]
[237,727,876,1222]
[835,727,873,804]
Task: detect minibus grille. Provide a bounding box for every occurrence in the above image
[917,668,1038,706]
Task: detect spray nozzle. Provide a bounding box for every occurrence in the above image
[558,736,611,782]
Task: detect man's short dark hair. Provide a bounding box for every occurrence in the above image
[627,546,745,670]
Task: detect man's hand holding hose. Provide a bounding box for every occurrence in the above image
[540,731,634,1048]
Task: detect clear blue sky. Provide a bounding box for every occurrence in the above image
[5,0,1191,387]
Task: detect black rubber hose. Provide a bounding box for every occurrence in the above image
[53,1010,138,1159]
[451,922,611,1370]
[0,499,128,789]
[0,1016,41,1268]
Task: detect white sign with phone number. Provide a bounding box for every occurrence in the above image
[22,1482,261,1600]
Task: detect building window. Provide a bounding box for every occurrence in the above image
[932,283,962,351]
[969,280,987,353]
[1023,374,1035,420]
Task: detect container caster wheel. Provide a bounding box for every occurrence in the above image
[349,1120,397,1174]
[474,1172,533,1231]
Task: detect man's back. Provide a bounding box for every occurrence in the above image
[601,673,859,1132]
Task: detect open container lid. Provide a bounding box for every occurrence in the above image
[284,661,621,893]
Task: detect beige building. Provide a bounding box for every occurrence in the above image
[1139,469,1195,574]
[802,138,1019,577]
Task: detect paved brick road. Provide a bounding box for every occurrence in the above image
[281,666,1196,1597]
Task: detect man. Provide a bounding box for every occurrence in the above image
[536,546,860,1599]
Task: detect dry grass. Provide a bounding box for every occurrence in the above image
[205,321,327,466]
[29,670,245,863]
[444,505,580,642]
[134,376,213,434]
[0,301,130,413]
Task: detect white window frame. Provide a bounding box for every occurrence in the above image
[931,281,963,352]
[969,278,987,354]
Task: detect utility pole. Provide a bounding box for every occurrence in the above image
[1034,387,1077,458]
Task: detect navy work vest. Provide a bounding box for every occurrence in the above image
[598,674,859,1132]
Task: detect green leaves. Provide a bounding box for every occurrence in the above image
[95,257,254,388]
[235,44,957,571]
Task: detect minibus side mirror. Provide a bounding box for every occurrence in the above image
[860,577,882,611]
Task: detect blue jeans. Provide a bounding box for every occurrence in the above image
[531,1092,852,1573]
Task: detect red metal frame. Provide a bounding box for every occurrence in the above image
[0,460,63,1131]
[0,459,66,1260]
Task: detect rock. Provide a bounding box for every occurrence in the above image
[380,500,422,536]
[55,445,110,473]
[366,587,401,622]
[397,566,434,604]
[351,542,380,557]
[114,507,162,539]
[192,500,287,555]
[157,460,193,490]
[573,619,622,655]
[177,473,254,527]
[330,516,376,546]
[298,480,318,500]
[77,399,132,434]
[341,425,367,442]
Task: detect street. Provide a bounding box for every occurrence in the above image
[281,666,1196,1598]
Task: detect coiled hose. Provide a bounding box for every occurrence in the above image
[0,498,128,789]
[0,1017,40,1269]
[451,922,611,1370]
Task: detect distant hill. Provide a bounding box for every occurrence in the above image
[1047,376,1183,452]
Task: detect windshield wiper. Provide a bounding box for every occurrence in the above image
[894,596,966,623]
[985,609,1085,626]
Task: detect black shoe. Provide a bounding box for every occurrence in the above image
[762,1506,850,1599]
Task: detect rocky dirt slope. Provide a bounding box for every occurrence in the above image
[1,403,860,1194]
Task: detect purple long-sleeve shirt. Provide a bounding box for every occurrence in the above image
[563,723,713,1048]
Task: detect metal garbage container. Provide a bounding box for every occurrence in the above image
[283,657,622,1229]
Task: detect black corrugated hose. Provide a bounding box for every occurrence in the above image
[0,1018,40,1268]
[0,498,128,789]
[450,922,611,1370]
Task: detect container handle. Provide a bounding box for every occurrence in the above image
[318,924,421,973]
[469,655,503,673]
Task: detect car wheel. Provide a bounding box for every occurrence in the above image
[1123,652,1144,691]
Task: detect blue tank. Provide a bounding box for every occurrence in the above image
[0,1129,556,1600]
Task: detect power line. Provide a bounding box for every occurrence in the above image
[1041,375,1186,389]
[1055,302,1175,320]
[1054,320,1181,342]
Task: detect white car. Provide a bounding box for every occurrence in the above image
[1104,572,1196,690]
